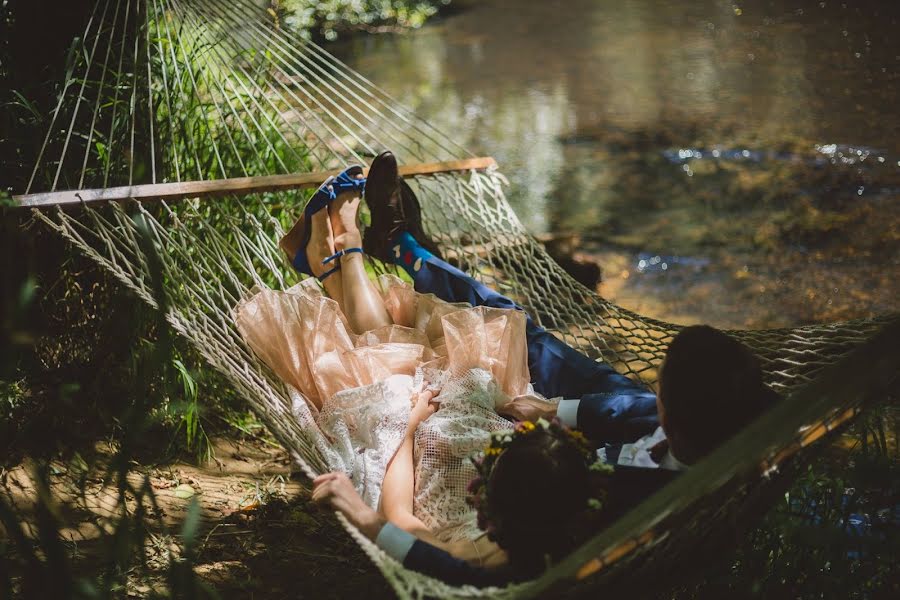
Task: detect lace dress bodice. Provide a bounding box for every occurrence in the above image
[413,369,515,542]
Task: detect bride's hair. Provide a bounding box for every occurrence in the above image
[471,422,605,575]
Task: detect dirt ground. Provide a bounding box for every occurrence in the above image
[1,435,394,599]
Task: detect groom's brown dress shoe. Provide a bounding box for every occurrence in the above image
[363,150,443,263]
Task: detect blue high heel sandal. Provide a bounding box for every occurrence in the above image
[290,165,366,281]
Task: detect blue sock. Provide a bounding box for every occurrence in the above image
[390,231,434,278]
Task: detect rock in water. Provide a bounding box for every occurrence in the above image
[537,233,603,289]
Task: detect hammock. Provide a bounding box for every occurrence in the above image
[15,0,898,597]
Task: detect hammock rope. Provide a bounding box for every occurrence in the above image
[19,0,897,598]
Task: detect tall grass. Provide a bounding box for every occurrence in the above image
[8,3,319,464]
[0,215,219,598]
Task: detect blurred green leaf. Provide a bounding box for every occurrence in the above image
[174,483,196,499]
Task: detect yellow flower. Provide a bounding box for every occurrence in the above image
[516,421,536,433]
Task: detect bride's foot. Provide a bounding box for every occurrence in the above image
[278,167,364,280]
[330,174,365,251]
[280,205,336,279]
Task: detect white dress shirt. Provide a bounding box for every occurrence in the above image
[599,426,688,472]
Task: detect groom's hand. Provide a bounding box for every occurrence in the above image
[498,395,558,423]
[312,472,386,541]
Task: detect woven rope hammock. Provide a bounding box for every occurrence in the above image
[16,0,898,597]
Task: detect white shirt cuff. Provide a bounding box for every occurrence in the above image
[375,522,417,563]
[556,399,581,428]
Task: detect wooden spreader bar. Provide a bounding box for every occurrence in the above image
[14,156,497,208]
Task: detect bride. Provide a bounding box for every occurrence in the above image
[235,166,603,576]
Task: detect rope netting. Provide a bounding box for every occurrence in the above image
[21,0,896,598]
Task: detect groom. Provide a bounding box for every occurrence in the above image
[312,152,777,586]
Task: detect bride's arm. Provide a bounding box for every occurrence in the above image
[381,390,438,541]
[315,390,494,563]
[313,472,513,586]
[309,389,436,539]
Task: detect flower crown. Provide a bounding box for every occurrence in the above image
[466,418,611,541]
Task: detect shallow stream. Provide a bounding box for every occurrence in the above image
[333,0,899,328]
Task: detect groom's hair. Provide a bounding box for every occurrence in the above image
[659,325,778,464]
[486,428,592,575]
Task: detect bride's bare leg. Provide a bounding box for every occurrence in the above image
[331,187,393,333]
[280,206,344,304]
[308,211,344,304]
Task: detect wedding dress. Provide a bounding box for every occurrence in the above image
[235,274,535,543]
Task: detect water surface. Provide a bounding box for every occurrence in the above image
[333,0,900,328]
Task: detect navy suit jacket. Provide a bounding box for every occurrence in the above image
[398,391,672,587]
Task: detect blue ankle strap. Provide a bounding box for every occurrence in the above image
[318,264,341,282]
[322,247,363,265]
[327,170,366,200]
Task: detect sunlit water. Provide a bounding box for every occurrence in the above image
[332,0,899,328]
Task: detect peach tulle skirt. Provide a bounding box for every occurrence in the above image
[234,274,531,411]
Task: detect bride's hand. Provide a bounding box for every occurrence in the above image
[408,389,438,430]
[312,472,385,541]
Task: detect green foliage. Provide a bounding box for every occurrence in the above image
[274,0,450,41]
[169,357,214,463]
[219,405,280,448]
[166,498,220,598]
[145,7,313,184]
[0,0,321,467]
[0,216,218,598]
[6,89,42,122]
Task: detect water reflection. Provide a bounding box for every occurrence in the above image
[332,0,899,327]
